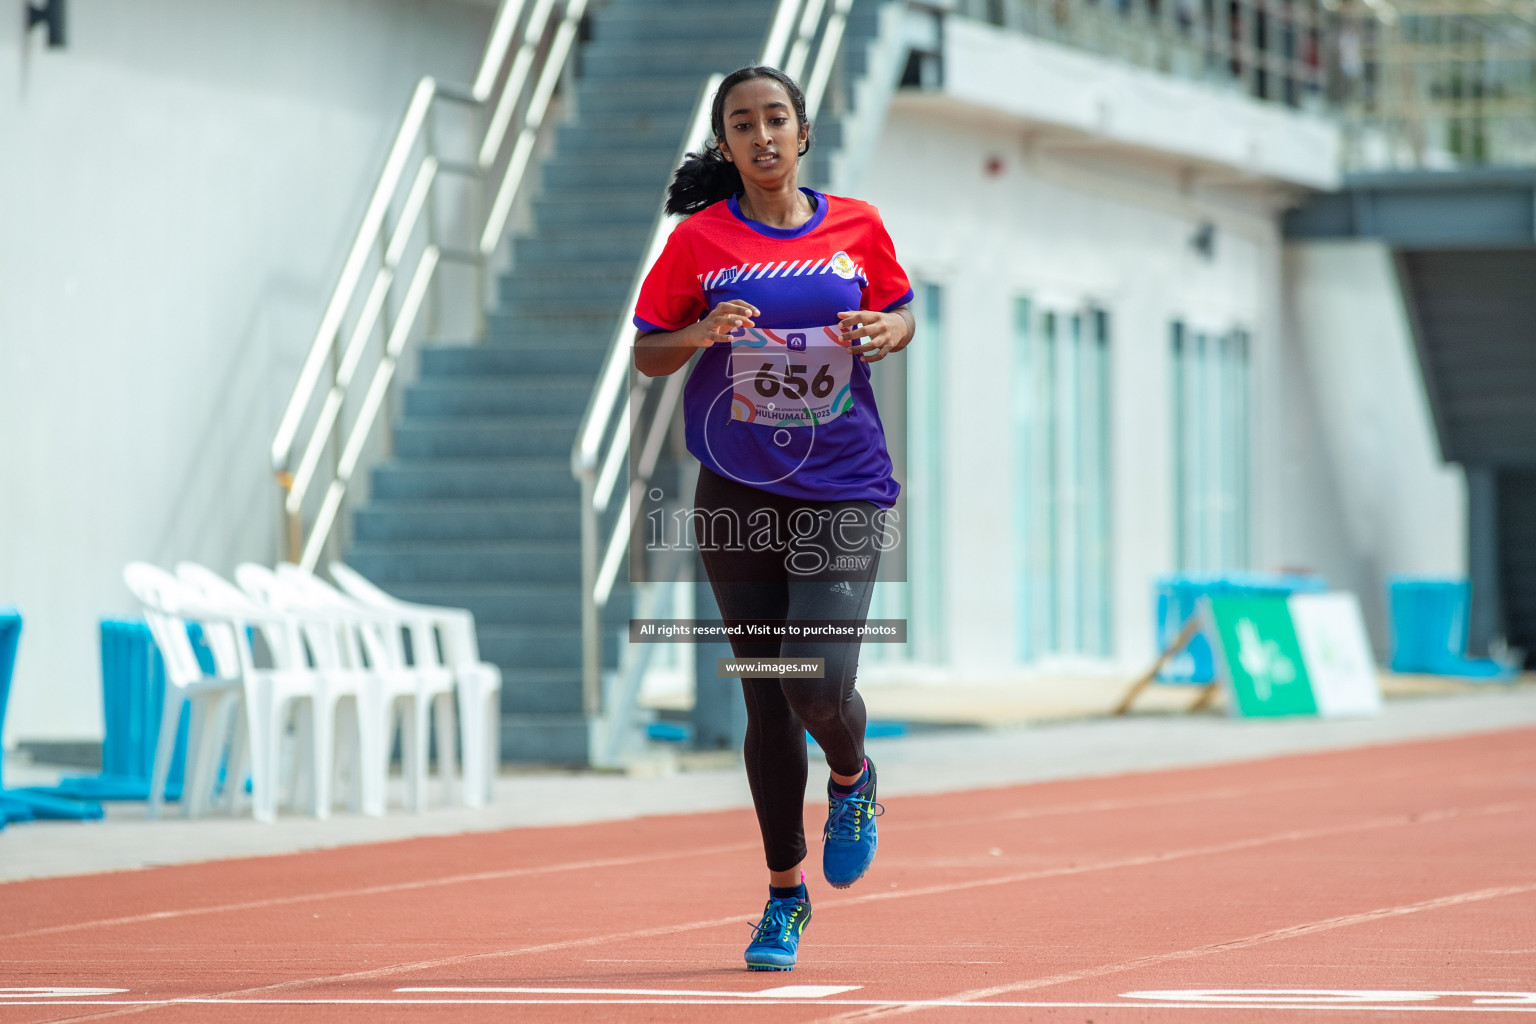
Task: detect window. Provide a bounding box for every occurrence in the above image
[1014,298,1113,661]
[1172,323,1251,571]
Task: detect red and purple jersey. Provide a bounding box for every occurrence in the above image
[635,188,913,506]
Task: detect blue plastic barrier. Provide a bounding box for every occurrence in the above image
[51,620,214,802]
[1155,573,1328,683]
[1387,578,1514,679]
[0,608,104,821]
[0,607,18,826]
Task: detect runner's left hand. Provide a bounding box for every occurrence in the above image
[838,309,911,363]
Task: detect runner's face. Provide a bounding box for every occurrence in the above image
[717,78,806,190]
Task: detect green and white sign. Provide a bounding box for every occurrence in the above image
[1201,592,1383,719]
[1289,592,1383,717]
[1202,595,1318,717]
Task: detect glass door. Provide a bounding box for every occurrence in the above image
[1014,297,1113,661]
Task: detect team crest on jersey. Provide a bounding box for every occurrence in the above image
[829,251,857,279]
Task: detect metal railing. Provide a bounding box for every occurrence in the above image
[571,0,858,760]
[1332,0,1536,169]
[952,0,1536,170]
[270,0,590,570]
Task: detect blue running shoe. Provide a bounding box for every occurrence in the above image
[744,894,812,971]
[822,758,884,889]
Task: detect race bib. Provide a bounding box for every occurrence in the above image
[727,325,855,427]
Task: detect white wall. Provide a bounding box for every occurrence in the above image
[858,44,1455,676]
[863,97,1285,674]
[0,0,492,743]
[941,17,1341,191]
[1279,240,1467,651]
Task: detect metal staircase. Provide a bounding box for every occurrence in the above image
[279,0,912,765]
[348,0,781,764]
[1397,248,1536,660]
[1286,172,1536,664]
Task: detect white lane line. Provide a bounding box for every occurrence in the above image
[0,989,128,999]
[937,766,1522,834]
[814,883,1536,1022]
[1127,990,1536,1006]
[8,998,1536,1012]
[0,841,757,943]
[6,759,1499,944]
[828,799,1533,912]
[54,796,1534,1024]
[398,985,860,998]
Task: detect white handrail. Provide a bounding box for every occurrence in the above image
[805,0,855,118]
[272,0,589,568]
[571,80,718,486]
[270,77,437,474]
[482,0,590,255]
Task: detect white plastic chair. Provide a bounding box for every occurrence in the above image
[174,562,337,821]
[122,564,246,820]
[276,563,458,812]
[330,562,502,807]
[230,563,375,817]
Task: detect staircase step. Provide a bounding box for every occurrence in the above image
[511,233,651,265]
[494,297,631,325]
[579,42,762,77]
[480,624,619,671]
[500,712,590,764]
[536,179,669,208]
[419,343,607,377]
[509,258,638,284]
[558,113,695,142]
[590,20,769,45]
[379,582,631,626]
[515,221,653,246]
[498,274,632,307]
[572,79,710,116]
[497,668,586,715]
[591,2,772,42]
[370,458,578,500]
[535,156,679,190]
[554,121,683,155]
[393,417,580,459]
[403,378,593,418]
[348,541,580,583]
[497,266,634,304]
[354,499,583,542]
[481,312,618,346]
[531,194,662,228]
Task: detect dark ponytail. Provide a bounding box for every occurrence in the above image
[665,146,744,217]
[664,65,813,217]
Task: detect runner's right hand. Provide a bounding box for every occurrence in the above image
[689,301,759,347]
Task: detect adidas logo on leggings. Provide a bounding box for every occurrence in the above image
[828,581,855,598]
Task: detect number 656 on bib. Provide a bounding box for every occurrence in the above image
[728,326,854,427]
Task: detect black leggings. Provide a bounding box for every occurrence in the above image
[693,465,884,872]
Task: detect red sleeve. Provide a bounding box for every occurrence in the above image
[859,208,915,313]
[633,224,707,333]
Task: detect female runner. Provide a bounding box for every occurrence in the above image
[632,65,916,972]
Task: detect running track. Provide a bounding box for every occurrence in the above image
[2,728,1534,1022]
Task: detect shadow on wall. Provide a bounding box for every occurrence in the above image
[146,275,319,575]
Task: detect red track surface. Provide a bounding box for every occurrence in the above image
[3,728,1535,1022]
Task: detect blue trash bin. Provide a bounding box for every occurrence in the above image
[1387,577,1512,679]
[50,620,214,802]
[1155,573,1327,683]
[0,608,104,821]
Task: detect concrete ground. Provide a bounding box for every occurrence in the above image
[3,686,1536,884]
